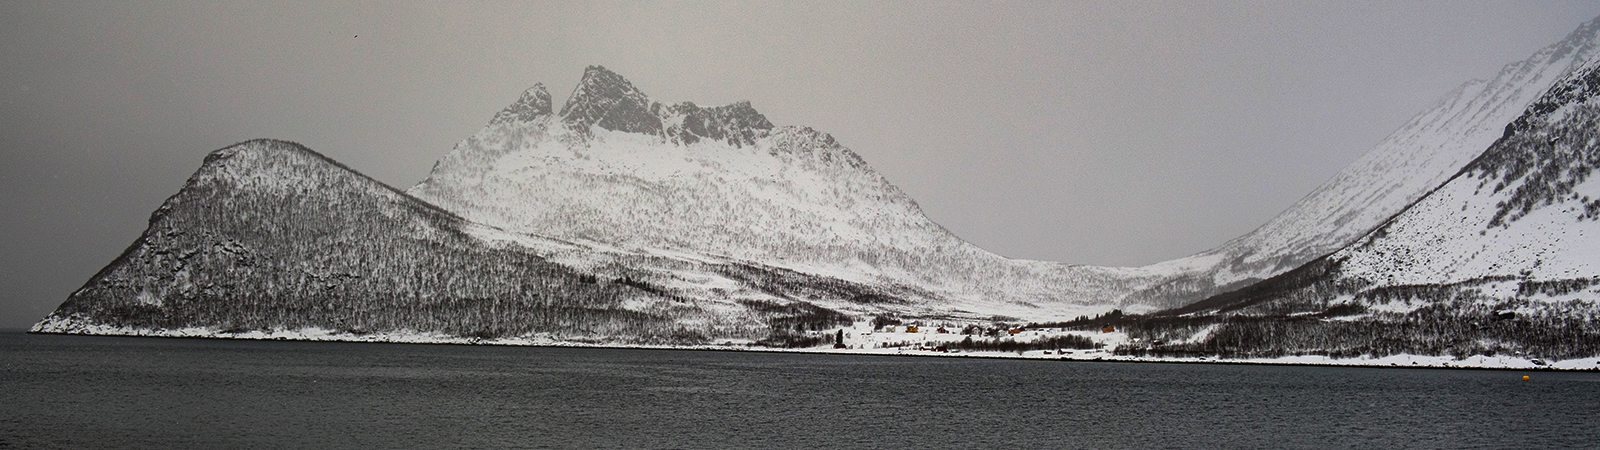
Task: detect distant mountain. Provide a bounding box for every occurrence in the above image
[1113,58,1600,362]
[409,65,1160,321]
[31,140,877,344]
[1128,16,1600,310]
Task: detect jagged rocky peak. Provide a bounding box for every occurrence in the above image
[1545,15,1600,63]
[491,84,552,125]
[664,101,774,146]
[551,65,774,146]
[1502,60,1600,139]
[559,65,662,135]
[764,126,870,169]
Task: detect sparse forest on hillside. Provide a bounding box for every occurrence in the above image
[42,140,893,346]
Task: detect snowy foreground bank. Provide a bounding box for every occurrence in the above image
[32,318,1600,371]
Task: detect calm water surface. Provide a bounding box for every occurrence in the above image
[3,331,1597,449]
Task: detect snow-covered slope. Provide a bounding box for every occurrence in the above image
[1130,16,1600,309]
[409,66,1160,320]
[1336,61,1600,294]
[33,139,901,343]
[1136,59,1600,362]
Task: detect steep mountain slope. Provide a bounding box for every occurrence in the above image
[1130,16,1600,309]
[409,66,1160,320]
[1329,60,1600,302]
[32,139,885,343]
[1116,61,1600,361]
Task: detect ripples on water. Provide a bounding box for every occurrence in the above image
[3,331,1597,449]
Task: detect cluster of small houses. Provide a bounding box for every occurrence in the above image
[871,323,1118,335]
[811,321,1148,353]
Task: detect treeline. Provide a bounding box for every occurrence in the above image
[873,335,1100,353]
[1112,298,1600,361]
[954,335,1100,352]
[738,299,854,348]
[1109,257,1600,361]
[713,261,911,306]
[1518,277,1599,297]
[1029,309,1124,331]
[739,299,853,333]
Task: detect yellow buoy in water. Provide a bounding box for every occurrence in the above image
[1523,375,1530,381]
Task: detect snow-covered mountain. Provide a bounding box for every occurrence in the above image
[1129,57,1600,362]
[1335,60,1600,298]
[32,139,891,343]
[1129,16,1600,309]
[409,66,1160,321]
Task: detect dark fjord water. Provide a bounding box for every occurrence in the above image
[3,331,1597,449]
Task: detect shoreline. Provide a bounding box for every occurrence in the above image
[17,326,1600,372]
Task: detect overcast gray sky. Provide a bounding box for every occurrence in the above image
[4,1,1600,328]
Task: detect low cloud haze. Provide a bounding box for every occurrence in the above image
[4,1,1600,327]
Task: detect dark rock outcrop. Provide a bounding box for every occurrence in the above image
[666,101,774,147]
[491,84,553,125]
[559,65,663,135]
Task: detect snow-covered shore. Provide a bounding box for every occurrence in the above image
[30,318,1600,371]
